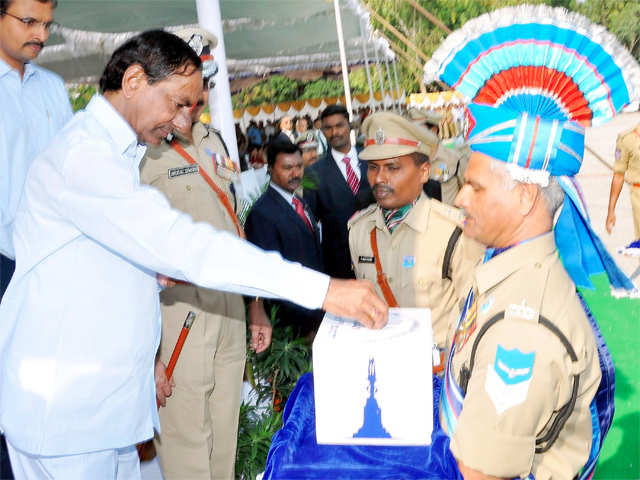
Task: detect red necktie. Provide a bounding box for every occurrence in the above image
[293,196,314,233]
[342,157,360,195]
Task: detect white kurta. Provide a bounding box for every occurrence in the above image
[0,95,329,456]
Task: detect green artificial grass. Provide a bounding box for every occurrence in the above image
[579,273,640,479]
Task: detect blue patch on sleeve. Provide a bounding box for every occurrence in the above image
[494,345,535,385]
[403,255,415,268]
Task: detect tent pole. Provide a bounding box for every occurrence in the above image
[196,0,239,167]
[332,0,354,123]
[373,42,386,111]
[360,18,375,113]
[383,54,395,112]
[392,57,402,112]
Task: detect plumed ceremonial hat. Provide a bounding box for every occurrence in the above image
[174,27,219,80]
[424,4,640,296]
[359,112,439,161]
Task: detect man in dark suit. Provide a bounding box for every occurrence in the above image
[304,104,372,279]
[245,138,324,342]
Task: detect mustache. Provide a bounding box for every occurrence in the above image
[288,177,302,185]
[373,184,394,195]
[24,41,44,49]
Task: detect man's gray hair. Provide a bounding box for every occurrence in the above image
[490,159,564,215]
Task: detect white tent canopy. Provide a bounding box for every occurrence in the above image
[38,0,394,84]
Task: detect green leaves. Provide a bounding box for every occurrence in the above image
[237,306,313,478]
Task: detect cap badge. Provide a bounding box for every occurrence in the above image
[375,128,385,146]
[187,33,204,56]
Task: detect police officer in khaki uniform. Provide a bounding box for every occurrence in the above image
[440,102,610,479]
[606,122,640,238]
[140,28,251,480]
[408,107,470,205]
[348,112,483,350]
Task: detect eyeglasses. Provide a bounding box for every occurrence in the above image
[3,12,55,31]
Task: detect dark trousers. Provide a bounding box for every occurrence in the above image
[0,254,14,480]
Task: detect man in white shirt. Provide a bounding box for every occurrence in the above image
[304,104,373,279]
[0,30,387,480]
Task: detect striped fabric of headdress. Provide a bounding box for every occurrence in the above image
[424,4,640,296]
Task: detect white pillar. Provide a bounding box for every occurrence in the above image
[196,0,240,167]
[373,42,386,111]
[333,0,353,121]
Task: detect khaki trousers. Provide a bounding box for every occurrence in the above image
[155,303,246,480]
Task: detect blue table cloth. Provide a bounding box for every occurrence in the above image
[264,373,461,479]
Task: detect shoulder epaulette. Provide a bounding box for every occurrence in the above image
[430,199,465,228]
[617,126,637,142]
[348,203,377,229]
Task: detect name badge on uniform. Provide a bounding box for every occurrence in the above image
[168,165,199,178]
[403,255,415,268]
[358,255,375,264]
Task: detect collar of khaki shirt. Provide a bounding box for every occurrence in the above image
[474,232,556,294]
[373,192,430,234]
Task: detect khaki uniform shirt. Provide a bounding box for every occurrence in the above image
[613,124,640,183]
[430,143,471,205]
[140,123,244,321]
[348,193,483,347]
[443,233,601,479]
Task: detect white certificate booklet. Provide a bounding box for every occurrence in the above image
[313,308,433,446]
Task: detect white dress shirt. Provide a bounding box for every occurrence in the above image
[331,146,361,183]
[0,95,329,456]
[0,58,72,258]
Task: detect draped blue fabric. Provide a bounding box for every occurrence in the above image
[263,373,462,480]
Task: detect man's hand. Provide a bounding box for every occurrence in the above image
[249,299,272,353]
[605,211,616,234]
[155,359,175,407]
[322,278,388,329]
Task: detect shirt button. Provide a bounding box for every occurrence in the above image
[418,279,426,288]
[534,262,542,269]
[388,276,393,283]
[186,185,192,191]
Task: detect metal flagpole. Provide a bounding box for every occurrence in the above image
[373,42,386,111]
[392,56,402,113]
[360,18,375,112]
[333,0,354,122]
[196,0,240,168]
[383,54,395,112]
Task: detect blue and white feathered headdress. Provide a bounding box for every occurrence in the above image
[424,4,640,297]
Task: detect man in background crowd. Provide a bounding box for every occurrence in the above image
[0,0,73,476]
[296,132,319,167]
[277,115,295,143]
[305,104,372,279]
[606,121,640,244]
[294,116,309,142]
[246,138,324,344]
[313,116,328,156]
